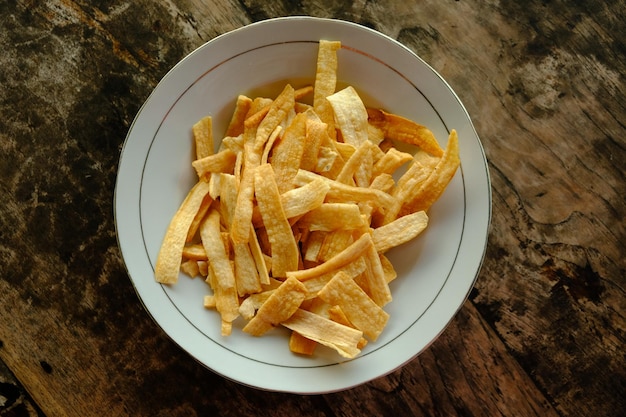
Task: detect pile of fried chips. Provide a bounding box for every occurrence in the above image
[155,40,460,358]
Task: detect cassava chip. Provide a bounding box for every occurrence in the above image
[372,210,429,253]
[233,242,262,297]
[191,148,237,179]
[254,163,299,277]
[269,110,309,193]
[318,271,389,341]
[289,330,318,356]
[294,169,394,209]
[280,178,329,220]
[199,212,239,330]
[297,203,366,232]
[367,108,444,157]
[182,243,207,261]
[360,241,392,307]
[243,276,307,336]
[282,308,362,358]
[300,119,327,172]
[192,116,213,160]
[254,84,295,152]
[372,147,414,179]
[226,95,253,137]
[326,86,369,147]
[313,40,341,139]
[186,192,213,242]
[155,180,211,284]
[286,232,372,282]
[398,129,460,215]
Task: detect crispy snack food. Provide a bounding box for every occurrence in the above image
[154,39,460,357]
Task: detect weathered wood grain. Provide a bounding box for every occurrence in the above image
[400,2,626,416]
[0,356,42,416]
[327,301,559,417]
[0,0,624,416]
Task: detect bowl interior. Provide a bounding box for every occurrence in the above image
[115,17,490,393]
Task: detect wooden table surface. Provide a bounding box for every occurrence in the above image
[1,1,624,416]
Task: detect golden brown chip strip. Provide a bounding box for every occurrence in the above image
[372,147,414,179]
[367,123,385,145]
[315,129,345,177]
[313,40,341,105]
[372,210,429,253]
[238,290,274,320]
[362,174,395,224]
[286,232,372,282]
[297,203,366,232]
[326,86,369,147]
[294,102,312,113]
[280,177,329,220]
[294,85,314,100]
[248,226,270,285]
[395,159,433,192]
[186,192,213,242]
[226,95,253,137]
[261,125,282,165]
[243,276,307,336]
[254,163,299,277]
[230,98,277,242]
[197,260,209,277]
[217,315,234,335]
[182,243,207,261]
[327,305,368,349]
[207,172,221,200]
[303,230,326,262]
[317,229,354,262]
[367,108,444,157]
[244,104,271,131]
[180,259,200,278]
[313,40,341,139]
[233,242,262,297]
[300,119,327,172]
[399,129,460,216]
[281,308,362,358]
[269,110,309,194]
[289,331,317,356]
[302,256,366,297]
[413,149,441,169]
[369,173,395,194]
[203,294,216,308]
[230,140,259,244]
[334,141,356,161]
[289,294,322,355]
[191,149,238,179]
[318,271,389,341]
[200,209,236,291]
[254,84,295,152]
[335,140,376,185]
[248,97,273,117]
[354,144,374,188]
[206,262,239,334]
[379,253,397,284]
[382,158,435,224]
[216,173,238,228]
[220,134,244,154]
[192,116,213,160]
[294,169,394,209]
[361,241,392,307]
[155,180,211,284]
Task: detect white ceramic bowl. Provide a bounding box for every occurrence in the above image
[114,16,491,394]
